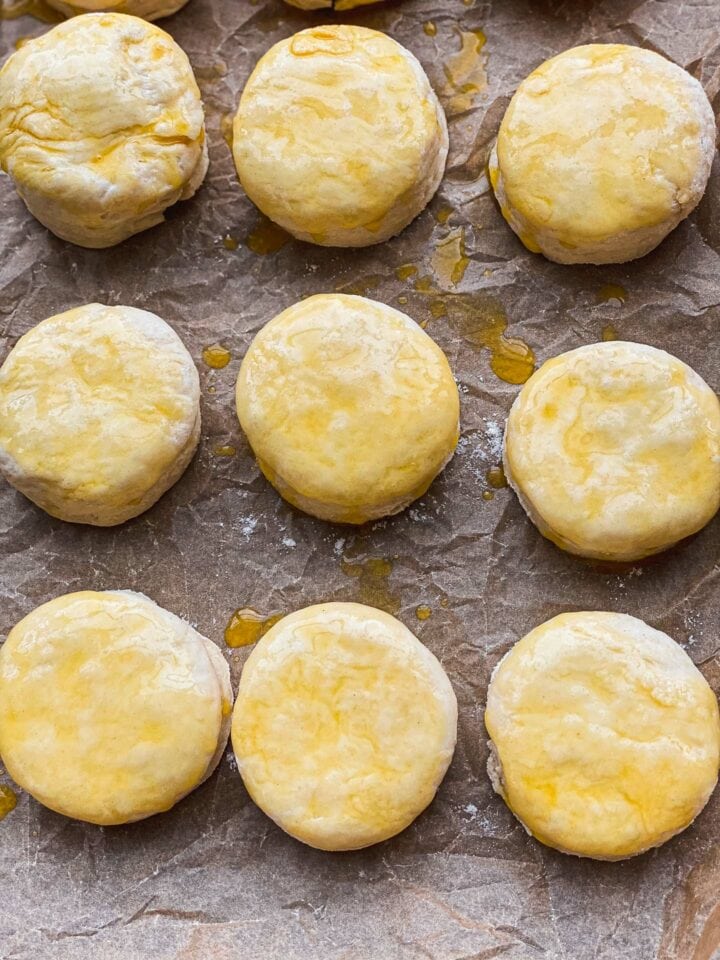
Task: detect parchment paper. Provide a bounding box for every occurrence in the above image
[2,0,720,957]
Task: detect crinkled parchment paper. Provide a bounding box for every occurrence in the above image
[2,0,720,957]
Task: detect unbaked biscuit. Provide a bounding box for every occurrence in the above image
[236,294,460,524]
[503,341,720,561]
[489,44,716,264]
[44,0,189,18]
[0,303,200,526]
[232,24,447,247]
[0,591,233,825]
[0,13,207,248]
[485,611,720,859]
[232,602,457,850]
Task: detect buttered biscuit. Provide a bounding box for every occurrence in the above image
[0,14,207,248]
[489,44,716,264]
[504,341,720,561]
[486,612,720,859]
[0,591,233,825]
[44,0,189,18]
[236,294,460,524]
[232,603,457,850]
[0,303,200,526]
[232,25,447,247]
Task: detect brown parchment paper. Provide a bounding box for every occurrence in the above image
[2,0,720,957]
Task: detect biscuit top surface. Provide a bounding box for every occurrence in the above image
[495,44,715,246]
[232,602,457,850]
[236,294,459,512]
[486,611,720,858]
[232,25,444,241]
[505,341,720,559]
[0,303,199,511]
[0,13,204,205]
[0,591,222,824]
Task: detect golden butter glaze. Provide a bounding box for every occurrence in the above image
[0,303,200,525]
[233,25,448,247]
[0,13,207,247]
[486,612,720,859]
[504,341,720,561]
[232,602,457,850]
[236,294,460,524]
[490,44,716,264]
[0,591,231,825]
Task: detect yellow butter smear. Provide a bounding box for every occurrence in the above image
[0,785,17,821]
[448,295,535,384]
[441,29,488,116]
[225,608,284,648]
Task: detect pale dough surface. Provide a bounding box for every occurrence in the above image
[0,591,232,825]
[0,13,207,248]
[0,303,201,526]
[232,24,448,247]
[44,0,189,18]
[504,341,720,561]
[485,611,720,860]
[232,602,458,851]
[236,294,460,524]
[489,44,716,264]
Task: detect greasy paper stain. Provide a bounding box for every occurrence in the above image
[448,295,535,384]
[486,465,508,489]
[0,785,17,821]
[597,284,627,304]
[203,344,231,369]
[245,218,290,256]
[441,29,488,116]
[225,608,285,648]
[336,275,382,297]
[340,555,400,615]
[602,324,620,342]
[432,227,470,286]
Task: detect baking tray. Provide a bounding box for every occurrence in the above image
[1,0,720,957]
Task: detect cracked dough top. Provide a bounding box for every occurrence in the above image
[232,602,458,850]
[504,341,720,560]
[486,611,720,859]
[0,591,224,825]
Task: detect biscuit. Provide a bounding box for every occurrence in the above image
[485,611,720,859]
[0,591,232,825]
[232,602,457,850]
[236,294,460,524]
[0,13,207,248]
[489,44,716,264]
[44,0,189,19]
[503,341,720,561]
[0,303,200,526]
[232,25,447,247]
